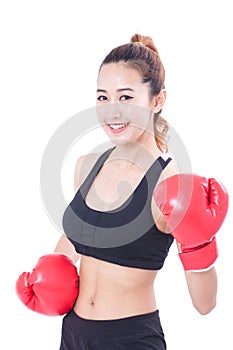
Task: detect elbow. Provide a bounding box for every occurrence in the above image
[193,299,217,315]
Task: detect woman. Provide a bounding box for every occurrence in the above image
[16,34,227,349]
[55,34,225,349]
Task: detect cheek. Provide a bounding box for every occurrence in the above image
[126,104,151,130]
[96,104,108,125]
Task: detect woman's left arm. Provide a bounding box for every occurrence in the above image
[184,267,217,315]
[176,241,218,315]
[174,239,218,315]
[154,159,228,315]
[153,169,228,315]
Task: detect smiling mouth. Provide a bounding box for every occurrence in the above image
[107,122,129,134]
[108,123,128,129]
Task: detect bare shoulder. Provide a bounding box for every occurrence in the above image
[157,156,179,184]
[151,156,179,233]
[74,151,102,192]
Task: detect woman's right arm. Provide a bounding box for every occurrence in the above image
[16,156,90,314]
[54,234,80,264]
[54,154,88,264]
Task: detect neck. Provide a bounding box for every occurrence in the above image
[108,134,162,172]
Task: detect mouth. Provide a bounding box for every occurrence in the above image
[107,122,129,134]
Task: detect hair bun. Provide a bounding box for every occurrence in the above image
[131,34,160,56]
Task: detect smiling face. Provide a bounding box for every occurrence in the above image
[96,62,163,146]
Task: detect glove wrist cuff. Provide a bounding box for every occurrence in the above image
[179,237,218,271]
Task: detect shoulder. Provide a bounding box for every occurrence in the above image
[74,151,102,191]
[151,155,179,233]
[157,155,179,184]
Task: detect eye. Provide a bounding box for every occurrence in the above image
[120,95,133,101]
[97,95,108,101]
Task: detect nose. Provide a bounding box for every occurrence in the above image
[105,103,122,123]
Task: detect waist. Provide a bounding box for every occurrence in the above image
[74,285,157,320]
[75,255,157,319]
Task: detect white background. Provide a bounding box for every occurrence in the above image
[1,1,232,349]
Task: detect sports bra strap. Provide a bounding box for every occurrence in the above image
[79,147,116,199]
[79,147,171,200]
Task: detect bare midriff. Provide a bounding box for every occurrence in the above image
[73,255,158,320]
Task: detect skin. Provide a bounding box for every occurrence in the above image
[54,62,217,319]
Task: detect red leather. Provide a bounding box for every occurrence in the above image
[153,174,228,270]
[16,254,79,316]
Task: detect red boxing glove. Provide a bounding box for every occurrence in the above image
[16,254,79,316]
[153,174,228,270]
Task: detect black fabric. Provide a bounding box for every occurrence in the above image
[63,147,174,270]
[59,309,166,349]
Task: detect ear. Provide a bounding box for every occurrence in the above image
[152,89,167,113]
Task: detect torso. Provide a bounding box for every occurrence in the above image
[74,256,157,319]
[73,150,177,320]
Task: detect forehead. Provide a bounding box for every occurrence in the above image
[97,62,143,88]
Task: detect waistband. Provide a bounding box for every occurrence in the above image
[63,309,160,340]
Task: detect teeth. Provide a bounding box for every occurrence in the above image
[109,123,128,130]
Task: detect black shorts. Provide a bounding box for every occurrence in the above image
[59,309,166,349]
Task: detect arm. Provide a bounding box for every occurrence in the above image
[15,155,88,315]
[184,268,217,315]
[54,234,80,264]
[153,166,228,315]
[176,242,217,315]
[54,154,88,263]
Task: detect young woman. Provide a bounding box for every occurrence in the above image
[16,34,228,349]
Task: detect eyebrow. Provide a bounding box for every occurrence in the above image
[97,88,135,93]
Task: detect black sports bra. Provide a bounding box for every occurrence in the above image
[62,147,174,270]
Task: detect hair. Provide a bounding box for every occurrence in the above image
[98,34,169,153]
